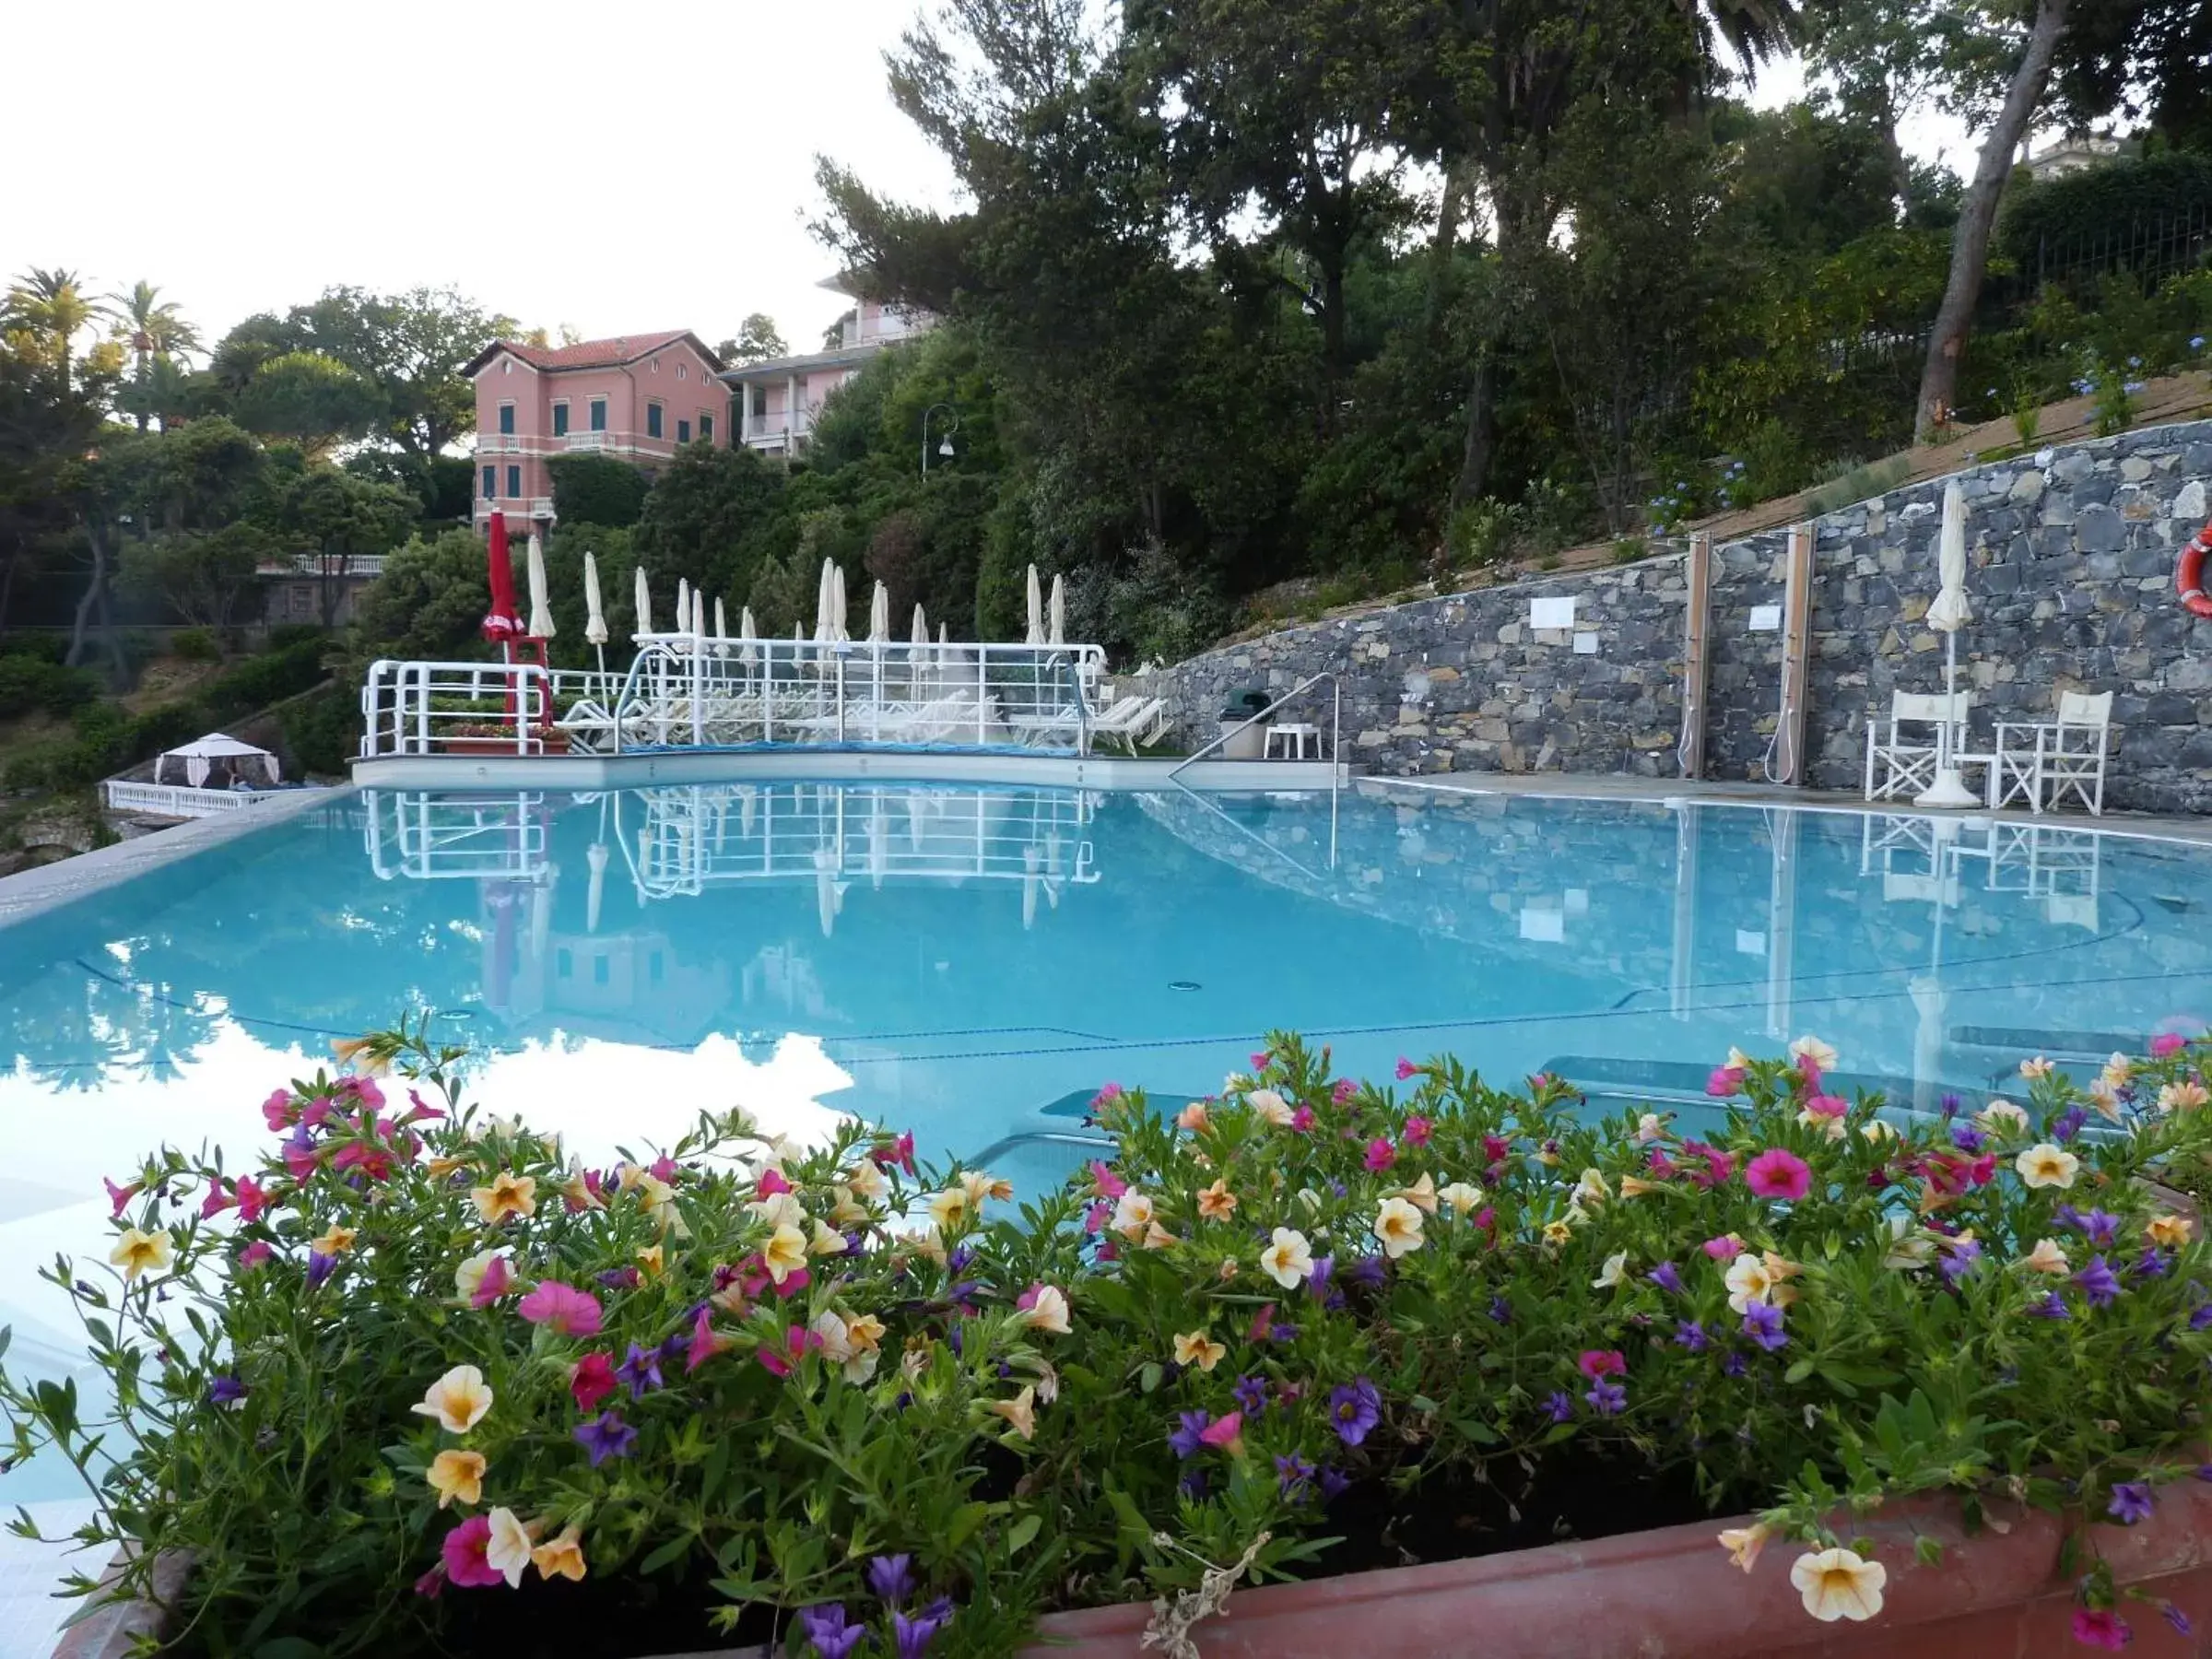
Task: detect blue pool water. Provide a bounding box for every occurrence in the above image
[2,781,2210,1501]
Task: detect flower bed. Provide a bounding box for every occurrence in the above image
[7,1025,2212,1656]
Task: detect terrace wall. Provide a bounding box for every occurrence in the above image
[1151,419,2212,814]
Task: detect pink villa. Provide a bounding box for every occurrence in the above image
[463,331,730,529]
[722,276,935,455]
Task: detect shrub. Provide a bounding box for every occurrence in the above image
[0,653,100,720]
[278,684,359,777]
[8,1027,2212,1655]
[170,627,219,663]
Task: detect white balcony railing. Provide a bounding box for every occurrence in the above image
[477,433,521,453]
[743,410,810,444]
[102,780,286,818]
[562,430,610,451]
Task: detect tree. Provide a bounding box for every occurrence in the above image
[0,332,107,638]
[546,454,652,528]
[1912,0,2074,437]
[3,267,113,391]
[633,443,786,601]
[717,313,789,364]
[230,350,385,457]
[276,469,419,626]
[348,527,494,663]
[106,281,202,432]
[118,523,270,631]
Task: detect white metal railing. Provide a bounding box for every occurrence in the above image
[101,780,283,818]
[592,633,1102,756]
[477,433,521,453]
[362,789,550,881]
[359,659,555,759]
[562,430,609,451]
[623,781,1097,900]
[359,639,1106,760]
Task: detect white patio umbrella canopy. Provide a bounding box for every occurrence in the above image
[816,559,836,641]
[525,533,556,640]
[1025,564,1044,645]
[1048,572,1065,646]
[582,552,608,646]
[714,597,729,657]
[831,564,849,641]
[633,567,653,636]
[159,732,278,789]
[677,578,692,636]
[869,582,890,642]
[1915,479,1979,808]
[912,603,928,646]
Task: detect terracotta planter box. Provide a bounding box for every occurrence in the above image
[433,731,571,757]
[53,1486,2212,1659]
[1023,1482,2212,1658]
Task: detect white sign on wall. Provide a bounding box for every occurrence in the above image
[1572,632,1599,654]
[1748,604,1783,632]
[1530,595,1577,630]
[1519,907,1565,943]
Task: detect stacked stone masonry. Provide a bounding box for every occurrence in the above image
[1153,419,2212,814]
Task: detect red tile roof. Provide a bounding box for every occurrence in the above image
[462,331,724,377]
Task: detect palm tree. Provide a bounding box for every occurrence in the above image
[4,266,111,390]
[108,280,202,430]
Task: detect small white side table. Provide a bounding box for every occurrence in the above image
[1265,724,1322,759]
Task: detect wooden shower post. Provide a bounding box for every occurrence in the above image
[1775,523,1815,787]
[1678,531,1712,779]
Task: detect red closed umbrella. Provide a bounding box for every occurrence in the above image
[482,512,523,643]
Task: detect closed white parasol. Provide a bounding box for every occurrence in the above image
[633,567,653,636]
[1915,479,1978,807]
[583,551,607,646]
[526,533,556,640]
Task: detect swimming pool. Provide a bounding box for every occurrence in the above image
[2,781,2209,1498]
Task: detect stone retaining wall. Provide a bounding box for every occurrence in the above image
[1152,419,2212,813]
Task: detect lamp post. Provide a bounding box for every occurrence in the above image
[921,402,959,476]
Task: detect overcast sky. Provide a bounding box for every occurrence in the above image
[2,1,1974,359]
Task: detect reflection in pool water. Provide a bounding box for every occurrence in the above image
[2,781,2209,1498]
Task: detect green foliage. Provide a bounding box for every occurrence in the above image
[168,627,218,662]
[1998,152,2212,273]
[10,1029,2212,1654]
[349,529,496,665]
[546,454,652,529]
[1802,455,1915,517]
[634,443,785,601]
[116,523,272,630]
[276,683,355,776]
[0,651,99,717]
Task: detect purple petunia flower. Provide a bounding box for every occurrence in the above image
[1330,1377,1382,1445]
[798,1603,865,1659]
[208,1374,247,1406]
[2029,1290,2072,1319]
[1488,1295,1512,1324]
[2190,1304,2212,1332]
[1939,1093,1960,1118]
[1170,1410,1211,1460]
[1543,1389,1575,1422]
[1950,1124,1986,1153]
[2065,1209,2122,1247]
[1272,1321,1301,1343]
[1741,1303,1788,1351]
[1346,1255,1386,1289]
[1307,1255,1335,1303]
[1937,1237,1983,1288]
[2164,1603,2194,1638]
[892,1598,954,1659]
[2108,1481,2154,1525]
[2051,1104,2089,1142]
[2076,1255,2123,1309]
[305,1251,336,1288]
[1646,1262,1684,1295]
[1319,1465,1351,1501]
[1584,1379,1627,1415]
[1675,1320,1709,1352]
[867,1553,915,1605]
[1275,1453,1315,1497]
[1231,1374,1269,1417]
[2133,1248,2173,1281]
[596,1266,641,1290]
[573,1409,639,1467]
[617,1342,665,1399]
[1721,1352,1747,1378]
[1179,1469,1208,1500]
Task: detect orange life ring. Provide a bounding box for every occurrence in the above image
[2181,518,2212,619]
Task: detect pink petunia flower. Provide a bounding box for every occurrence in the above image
[399,1088,446,1126]
[469,1255,512,1310]
[103,1178,141,1219]
[1702,1233,1746,1261]
[1404,1115,1432,1147]
[869,1132,916,1175]
[237,1240,273,1269]
[262,1088,298,1132]
[441,1514,503,1589]
[1363,1137,1396,1172]
[687,1307,733,1373]
[757,1168,793,1197]
[518,1280,604,1337]
[1578,1349,1626,1379]
[570,1351,618,1412]
[2070,1607,2131,1650]
[1394,1058,1418,1081]
[2150,1032,2187,1059]
[1290,1105,1316,1133]
[1744,1148,1812,1201]
[1332,1077,1359,1105]
[1088,1160,1128,1200]
[1705,1066,1746,1098]
[199,1181,235,1220]
[1804,1093,1848,1121]
[1199,1411,1245,1454]
[234,1177,268,1224]
[650,1156,678,1184]
[1794,1053,1825,1094]
[1250,1052,1270,1072]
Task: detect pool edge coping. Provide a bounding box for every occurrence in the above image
[0,787,356,934]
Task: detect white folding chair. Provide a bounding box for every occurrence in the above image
[1864,692,1969,802]
[1992,690,2112,816]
